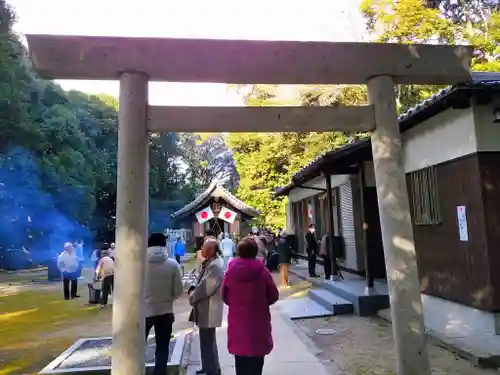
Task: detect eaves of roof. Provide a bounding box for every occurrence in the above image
[275,72,500,197]
[172,179,260,219]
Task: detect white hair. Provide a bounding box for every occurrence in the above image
[64,242,74,250]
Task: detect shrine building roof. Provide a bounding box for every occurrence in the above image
[172,180,260,220]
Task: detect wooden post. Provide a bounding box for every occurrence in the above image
[367,75,430,375]
[358,163,374,289]
[324,174,338,277]
[112,72,149,375]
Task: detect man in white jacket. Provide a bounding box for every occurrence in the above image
[145,233,183,375]
[57,242,80,300]
[220,233,235,271]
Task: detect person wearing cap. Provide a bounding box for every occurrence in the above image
[108,242,116,260]
[57,242,80,300]
[95,250,115,307]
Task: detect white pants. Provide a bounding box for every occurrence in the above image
[223,255,233,271]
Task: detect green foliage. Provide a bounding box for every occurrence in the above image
[0,2,189,256]
[229,0,500,229]
[179,133,238,194]
[360,0,500,110]
[227,85,368,229]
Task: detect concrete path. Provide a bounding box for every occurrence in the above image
[187,304,331,375]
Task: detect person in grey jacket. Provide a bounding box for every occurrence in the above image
[189,239,224,375]
[145,233,183,375]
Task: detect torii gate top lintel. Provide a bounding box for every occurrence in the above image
[26,34,472,85]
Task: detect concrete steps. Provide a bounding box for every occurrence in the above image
[321,279,389,316]
[279,297,336,320]
[308,289,354,315]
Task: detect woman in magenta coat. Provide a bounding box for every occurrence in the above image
[222,237,279,375]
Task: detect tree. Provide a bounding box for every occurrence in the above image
[360,0,500,110]
[179,133,238,193]
[226,84,368,229]
[426,1,500,25]
[0,1,191,264]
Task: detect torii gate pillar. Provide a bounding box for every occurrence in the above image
[368,75,430,375]
[112,72,150,375]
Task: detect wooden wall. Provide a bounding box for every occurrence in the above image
[408,153,499,311]
[479,152,500,311]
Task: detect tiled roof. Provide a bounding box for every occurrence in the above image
[172,179,260,219]
[275,72,500,197]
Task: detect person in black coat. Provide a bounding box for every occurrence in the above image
[305,224,319,277]
[319,233,332,280]
[276,232,293,288]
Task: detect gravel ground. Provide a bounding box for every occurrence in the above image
[293,314,498,375]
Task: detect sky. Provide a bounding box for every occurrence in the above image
[12,0,366,105]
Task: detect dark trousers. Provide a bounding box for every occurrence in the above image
[235,355,264,375]
[199,328,220,375]
[323,255,331,279]
[145,313,174,375]
[307,251,317,276]
[175,255,181,264]
[62,273,78,299]
[101,275,114,305]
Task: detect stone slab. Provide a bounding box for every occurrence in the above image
[322,279,389,316]
[39,334,185,375]
[217,361,330,375]
[278,296,334,320]
[26,34,472,85]
[289,263,389,316]
[187,305,330,375]
[308,289,353,315]
[148,105,375,133]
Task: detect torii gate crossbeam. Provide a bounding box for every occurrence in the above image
[26,34,473,375]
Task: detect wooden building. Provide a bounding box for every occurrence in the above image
[276,72,500,342]
[172,180,260,238]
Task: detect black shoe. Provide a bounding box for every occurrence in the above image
[195,370,205,374]
[312,274,320,278]
[71,295,80,299]
[64,297,70,300]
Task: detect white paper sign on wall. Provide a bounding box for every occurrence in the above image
[457,205,468,242]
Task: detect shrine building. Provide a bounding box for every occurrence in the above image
[171,180,260,238]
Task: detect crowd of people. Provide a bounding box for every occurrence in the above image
[149,230,280,375]
[54,226,335,375]
[55,234,185,307]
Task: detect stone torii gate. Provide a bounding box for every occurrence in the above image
[26,34,472,375]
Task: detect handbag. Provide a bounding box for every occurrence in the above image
[188,308,195,322]
[187,258,215,323]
